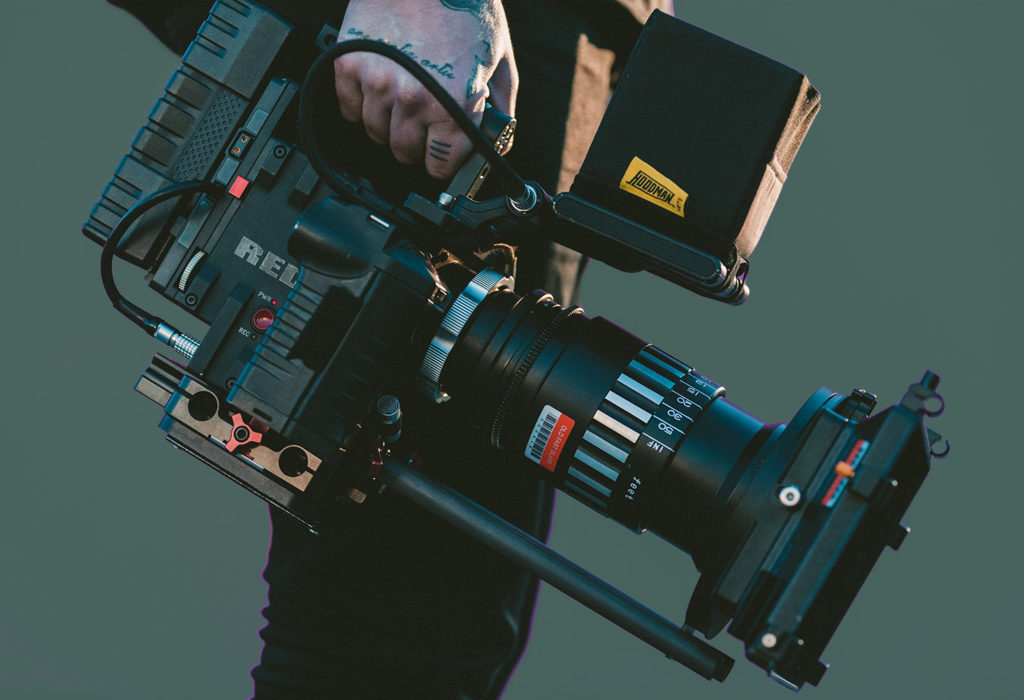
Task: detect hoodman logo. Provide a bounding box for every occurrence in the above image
[619,156,688,219]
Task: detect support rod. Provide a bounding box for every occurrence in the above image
[380,457,734,682]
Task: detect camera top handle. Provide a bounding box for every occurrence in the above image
[296,39,538,212]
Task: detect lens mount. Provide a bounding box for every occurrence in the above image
[418,269,513,403]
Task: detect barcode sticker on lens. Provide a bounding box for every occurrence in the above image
[526,405,575,472]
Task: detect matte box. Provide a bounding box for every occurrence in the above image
[562,10,819,299]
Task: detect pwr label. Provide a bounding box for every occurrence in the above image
[525,405,575,472]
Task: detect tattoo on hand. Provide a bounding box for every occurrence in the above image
[429,139,452,162]
[468,55,486,100]
[467,40,491,100]
[440,0,486,17]
[345,28,455,79]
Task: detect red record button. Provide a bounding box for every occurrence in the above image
[252,308,275,331]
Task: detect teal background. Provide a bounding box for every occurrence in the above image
[2,1,1021,698]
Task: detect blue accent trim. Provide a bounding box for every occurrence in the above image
[640,349,686,379]
[583,430,630,464]
[563,480,607,509]
[574,448,620,482]
[628,360,675,389]
[568,466,612,497]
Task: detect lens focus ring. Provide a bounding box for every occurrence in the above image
[559,346,724,527]
[490,305,583,449]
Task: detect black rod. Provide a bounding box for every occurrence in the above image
[380,457,734,681]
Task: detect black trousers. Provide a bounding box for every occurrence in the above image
[111,1,642,697]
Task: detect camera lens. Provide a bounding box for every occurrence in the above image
[439,284,775,564]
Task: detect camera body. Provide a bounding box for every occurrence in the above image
[87,4,464,526]
[85,1,946,689]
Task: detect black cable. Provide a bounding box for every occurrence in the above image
[100,181,221,335]
[297,39,529,200]
[105,42,524,338]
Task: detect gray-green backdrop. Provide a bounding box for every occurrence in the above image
[3,1,1020,698]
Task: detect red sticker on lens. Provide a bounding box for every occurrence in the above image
[525,405,575,472]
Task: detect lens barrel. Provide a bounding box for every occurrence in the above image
[440,288,773,562]
[421,278,942,687]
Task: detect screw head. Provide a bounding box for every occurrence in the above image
[779,485,802,507]
[761,633,778,649]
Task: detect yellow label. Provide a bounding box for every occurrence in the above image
[619,156,687,218]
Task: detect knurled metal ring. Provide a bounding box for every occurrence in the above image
[419,269,513,403]
[177,250,207,292]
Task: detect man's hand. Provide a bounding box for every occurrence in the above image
[334,0,517,180]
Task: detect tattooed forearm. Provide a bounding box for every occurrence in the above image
[428,139,452,162]
[440,1,486,17]
[345,27,456,79]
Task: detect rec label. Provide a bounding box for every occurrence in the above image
[525,405,575,472]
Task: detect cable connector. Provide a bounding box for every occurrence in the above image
[153,323,200,360]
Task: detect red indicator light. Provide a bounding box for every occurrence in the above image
[252,308,275,331]
[228,175,250,199]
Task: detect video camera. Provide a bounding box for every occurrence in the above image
[84,1,948,690]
